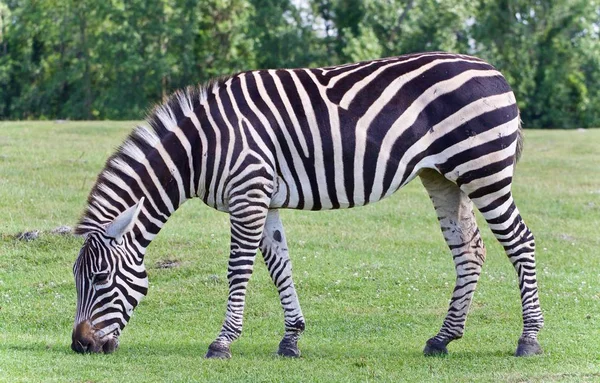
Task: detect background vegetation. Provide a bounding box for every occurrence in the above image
[0,122,599,382]
[1,0,600,128]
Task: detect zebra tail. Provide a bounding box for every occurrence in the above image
[515,113,524,163]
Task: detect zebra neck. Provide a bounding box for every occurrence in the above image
[78,85,229,240]
[76,131,194,242]
[79,187,187,246]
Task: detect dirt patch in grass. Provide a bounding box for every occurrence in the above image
[14,226,77,241]
[15,230,40,241]
[156,259,181,269]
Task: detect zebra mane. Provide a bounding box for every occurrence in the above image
[75,76,231,235]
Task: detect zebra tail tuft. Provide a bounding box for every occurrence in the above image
[515,114,524,164]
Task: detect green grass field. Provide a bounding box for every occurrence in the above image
[0,121,599,382]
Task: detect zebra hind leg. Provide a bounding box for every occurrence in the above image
[419,169,486,356]
[260,210,305,357]
[205,194,270,359]
[463,183,543,356]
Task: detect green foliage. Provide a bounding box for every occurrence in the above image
[248,0,325,69]
[473,0,600,128]
[1,122,600,381]
[1,0,600,127]
[341,23,383,62]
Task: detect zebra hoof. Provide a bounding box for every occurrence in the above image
[515,337,542,357]
[205,342,232,359]
[423,338,448,356]
[277,338,300,357]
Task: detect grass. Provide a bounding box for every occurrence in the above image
[0,121,599,383]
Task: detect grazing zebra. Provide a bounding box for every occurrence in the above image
[71,52,543,358]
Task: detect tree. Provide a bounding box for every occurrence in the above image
[1,0,599,127]
[473,0,600,128]
[249,0,325,69]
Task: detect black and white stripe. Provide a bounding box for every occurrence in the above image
[72,52,543,357]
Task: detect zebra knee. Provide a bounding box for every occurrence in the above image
[472,231,486,263]
[448,229,486,267]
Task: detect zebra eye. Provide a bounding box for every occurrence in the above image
[94,272,110,285]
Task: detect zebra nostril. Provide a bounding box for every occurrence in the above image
[71,337,94,353]
[72,321,96,353]
[71,338,88,353]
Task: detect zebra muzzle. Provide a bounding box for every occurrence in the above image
[71,320,119,354]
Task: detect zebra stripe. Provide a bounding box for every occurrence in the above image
[72,52,543,357]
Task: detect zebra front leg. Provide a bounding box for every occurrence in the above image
[206,200,269,359]
[260,210,305,357]
[420,169,486,355]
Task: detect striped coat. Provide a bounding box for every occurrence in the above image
[71,52,543,358]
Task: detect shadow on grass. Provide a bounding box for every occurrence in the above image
[0,338,525,362]
[299,346,519,360]
[0,338,214,359]
[1,342,73,355]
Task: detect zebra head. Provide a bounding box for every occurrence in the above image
[71,198,148,353]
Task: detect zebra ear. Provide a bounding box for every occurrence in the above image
[105,197,145,242]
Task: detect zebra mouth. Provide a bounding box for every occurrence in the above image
[71,321,120,354]
[95,324,120,354]
[99,333,120,354]
[72,332,119,354]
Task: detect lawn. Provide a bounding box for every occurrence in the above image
[0,121,599,382]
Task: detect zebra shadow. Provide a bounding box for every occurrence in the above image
[0,339,518,360]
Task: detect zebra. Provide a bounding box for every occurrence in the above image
[71,52,544,358]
